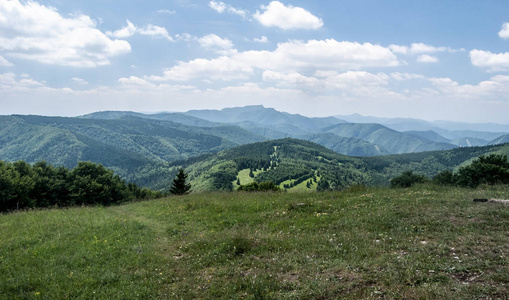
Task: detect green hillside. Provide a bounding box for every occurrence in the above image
[2,113,509,193]
[2,185,509,299]
[0,115,266,190]
[173,138,509,192]
[175,138,370,192]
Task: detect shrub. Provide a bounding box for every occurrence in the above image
[390,170,427,188]
[455,154,509,188]
[432,170,455,186]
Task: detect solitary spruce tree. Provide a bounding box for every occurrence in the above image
[170,168,191,195]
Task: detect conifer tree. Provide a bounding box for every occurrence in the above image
[170,168,191,195]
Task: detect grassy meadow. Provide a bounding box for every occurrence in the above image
[1,184,509,299]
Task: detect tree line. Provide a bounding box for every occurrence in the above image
[0,160,162,212]
[390,154,509,188]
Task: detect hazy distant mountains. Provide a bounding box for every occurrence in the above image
[182,105,509,154]
[1,105,509,190]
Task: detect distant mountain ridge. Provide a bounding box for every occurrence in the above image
[81,106,509,156]
[186,105,345,131]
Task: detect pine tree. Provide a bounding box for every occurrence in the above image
[170,168,191,195]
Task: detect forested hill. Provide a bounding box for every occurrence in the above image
[0,115,264,190]
[80,107,509,156]
[172,138,509,192]
[2,110,509,192]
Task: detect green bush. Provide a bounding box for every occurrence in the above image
[455,154,509,188]
[432,170,455,186]
[0,160,161,212]
[390,170,427,188]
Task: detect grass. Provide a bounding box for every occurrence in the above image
[1,184,509,299]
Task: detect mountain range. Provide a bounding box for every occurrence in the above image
[1,105,508,190]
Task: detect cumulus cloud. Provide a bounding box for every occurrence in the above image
[146,39,399,83]
[107,20,173,41]
[254,1,323,30]
[106,20,137,38]
[0,0,131,67]
[197,34,234,53]
[0,72,45,90]
[499,22,509,39]
[429,75,509,98]
[71,77,88,85]
[209,1,248,18]
[390,73,425,81]
[417,55,439,63]
[388,45,408,54]
[0,55,13,67]
[470,49,509,72]
[253,36,268,43]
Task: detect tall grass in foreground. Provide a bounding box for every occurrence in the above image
[1,184,509,299]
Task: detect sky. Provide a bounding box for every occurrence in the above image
[1,0,509,123]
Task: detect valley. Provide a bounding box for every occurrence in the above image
[1,106,508,192]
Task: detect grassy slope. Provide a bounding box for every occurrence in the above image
[2,185,509,299]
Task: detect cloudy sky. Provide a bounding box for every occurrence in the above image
[1,0,509,123]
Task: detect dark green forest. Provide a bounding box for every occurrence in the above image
[178,139,509,192]
[0,160,161,212]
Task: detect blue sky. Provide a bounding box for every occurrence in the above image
[1,0,509,123]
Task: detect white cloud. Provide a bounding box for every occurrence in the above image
[390,73,425,81]
[71,77,88,85]
[409,43,460,54]
[262,70,321,88]
[158,9,176,15]
[147,39,399,83]
[138,24,173,41]
[209,1,248,18]
[389,45,408,54]
[254,1,323,30]
[253,36,268,43]
[197,34,234,53]
[470,49,509,72]
[429,75,509,98]
[150,56,254,82]
[0,72,45,90]
[107,20,173,41]
[106,20,137,38]
[390,43,463,56]
[0,55,13,67]
[175,33,193,41]
[499,22,509,39]
[244,39,399,71]
[417,55,439,63]
[118,76,156,88]
[0,0,130,68]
